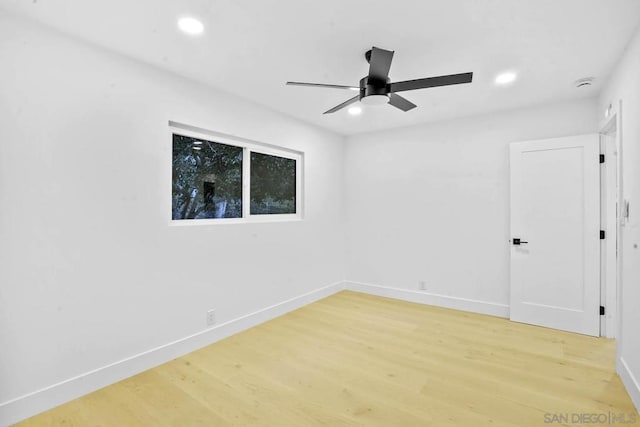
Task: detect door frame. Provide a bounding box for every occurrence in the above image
[599,104,622,339]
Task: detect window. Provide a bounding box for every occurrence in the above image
[171,127,302,224]
[250,152,296,215]
[172,135,243,220]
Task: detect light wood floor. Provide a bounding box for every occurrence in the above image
[17,291,638,426]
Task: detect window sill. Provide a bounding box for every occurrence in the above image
[169,216,303,226]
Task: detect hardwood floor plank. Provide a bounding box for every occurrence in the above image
[15,291,639,426]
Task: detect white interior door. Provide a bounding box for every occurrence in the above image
[510,134,600,336]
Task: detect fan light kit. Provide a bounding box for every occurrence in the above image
[495,71,517,85]
[361,94,389,106]
[287,46,473,114]
[178,17,204,35]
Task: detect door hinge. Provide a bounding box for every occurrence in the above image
[600,306,606,315]
[600,154,605,163]
[600,230,606,239]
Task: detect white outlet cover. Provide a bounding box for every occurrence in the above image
[206,309,216,326]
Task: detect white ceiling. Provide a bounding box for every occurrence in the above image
[2,0,639,135]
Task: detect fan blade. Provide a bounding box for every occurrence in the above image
[390,72,473,93]
[286,82,360,91]
[368,47,394,82]
[323,95,360,114]
[388,93,417,112]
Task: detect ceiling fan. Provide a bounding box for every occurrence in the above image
[286,46,473,114]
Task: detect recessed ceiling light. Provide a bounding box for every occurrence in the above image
[178,17,204,35]
[348,106,362,115]
[495,71,517,86]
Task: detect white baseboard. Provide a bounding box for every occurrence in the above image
[619,357,640,414]
[344,281,510,318]
[0,281,344,426]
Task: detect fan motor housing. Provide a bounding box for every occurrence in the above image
[359,76,390,100]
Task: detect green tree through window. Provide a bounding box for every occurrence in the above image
[250,152,296,215]
[172,135,242,219]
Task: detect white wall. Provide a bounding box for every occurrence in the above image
[344,99,598,315]
[598,24,640,411]
[0,12,345,422]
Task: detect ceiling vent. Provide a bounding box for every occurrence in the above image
[574,77,595,88]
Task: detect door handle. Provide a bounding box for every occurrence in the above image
[513,238,528,245]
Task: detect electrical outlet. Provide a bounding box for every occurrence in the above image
[419,281,427,291]
[206,309,216,326]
